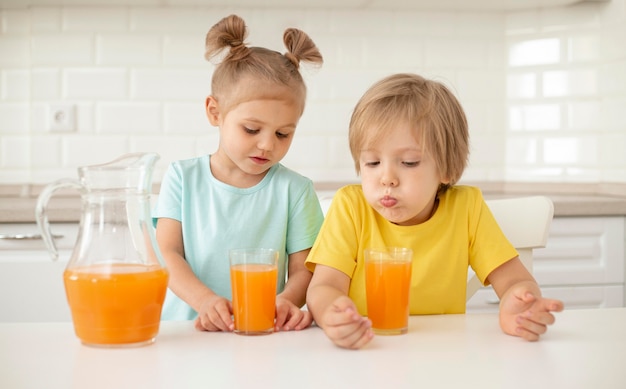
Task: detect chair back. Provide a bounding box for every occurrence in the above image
[466,196,554,300]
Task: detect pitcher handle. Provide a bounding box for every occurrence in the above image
[35,178,83,261]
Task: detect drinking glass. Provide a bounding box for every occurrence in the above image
[364,247,413,335]
[229,248,278,335]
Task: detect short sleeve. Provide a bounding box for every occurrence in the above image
[286,180,324,254]
[468,194,519,285]
[305,186,360,277]
[152,162,183,228]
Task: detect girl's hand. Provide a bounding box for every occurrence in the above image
[274,296,313,331]
[194,295,234,332]
[320,296,374,350]
[499,283,564,341]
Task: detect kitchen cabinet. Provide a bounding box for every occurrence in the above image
[467,216,626,312]
[0,223,77,322]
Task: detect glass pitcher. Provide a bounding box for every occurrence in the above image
[36,152,169,348]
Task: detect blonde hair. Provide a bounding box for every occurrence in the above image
[349,73,469,192]
[205,14,323,115]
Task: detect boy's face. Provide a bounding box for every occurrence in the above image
[206,94,300,187]
[359,123,447,226]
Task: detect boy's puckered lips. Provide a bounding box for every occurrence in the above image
[380,195,397,208]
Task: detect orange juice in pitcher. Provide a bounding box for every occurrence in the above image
[64,264,168,345]
[36,153,169,347]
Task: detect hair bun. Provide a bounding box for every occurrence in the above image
[205,14,250,63]
[283,27,323,70]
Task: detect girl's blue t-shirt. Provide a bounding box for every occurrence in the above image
[152,155,324,320]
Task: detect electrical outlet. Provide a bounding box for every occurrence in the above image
[48,104,76,132]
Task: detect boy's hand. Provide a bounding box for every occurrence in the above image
[274,296,313,331]
[499,283,564,341]
[194,295,234,332]
[320,295,374,349]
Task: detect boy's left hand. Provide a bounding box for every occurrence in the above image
[275,296,313,331]
[499,283,564,341]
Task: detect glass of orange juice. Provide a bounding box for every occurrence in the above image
[229,248,279,335]
[364,247,413,335]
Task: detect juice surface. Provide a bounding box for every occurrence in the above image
[230,263,277,334]
[63,264,168,345]
[365,260,412,331]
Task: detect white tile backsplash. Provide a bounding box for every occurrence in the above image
[567,34,601,63]
[63,7,129,32]
[568,101,602,130]
[31,136,61,168]
[0,36,29,67]
[62,135,129,167]
[162,34,206,66]
[1,69,28,99]
[539,3,602,32]
[163,102,208,134]
[509,104,562,131]
[542,69,598,97]
[362,37,424,69]
[128,134,202,180]
[425,39,493,69]
[0,136,29,167]
[507,73,537,99]
[130,7,215,33]
[602,61,626,95]
[30,7,61,33]
[0,103,28,133]
[131,69,208,100]
[96,34,161,65]
[97,102,161,133]
[64,68,128,99]
[0,2,625,185]
[392,12,455,37]
[31,34,94,65]
[603,98,626,130]
[1,8,30,34]
[31,68,61,100]
[508,38,561,67]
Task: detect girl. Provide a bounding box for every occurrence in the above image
[153,14,324,332]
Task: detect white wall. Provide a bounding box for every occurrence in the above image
[0,1,624,185]
[504,2,626,183]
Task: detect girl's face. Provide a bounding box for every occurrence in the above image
[359,123,448,226]
[206,92,301,188]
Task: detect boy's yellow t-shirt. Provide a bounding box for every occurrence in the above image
[305,184,518,315]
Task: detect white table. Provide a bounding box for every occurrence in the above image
[1,308,624,389]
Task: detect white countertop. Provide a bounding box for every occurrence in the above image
[1,308,624,389]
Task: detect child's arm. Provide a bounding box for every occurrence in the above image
[487,256,564,341]
[275,249,313,331]
[155,218,234,332]
[306,264,374,349]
